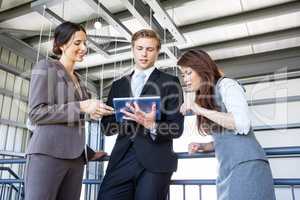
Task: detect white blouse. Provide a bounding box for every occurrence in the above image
[219,78,251,135]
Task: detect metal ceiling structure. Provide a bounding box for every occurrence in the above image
[0,0,299,95]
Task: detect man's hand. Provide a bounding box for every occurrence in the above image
[121,102,156,129]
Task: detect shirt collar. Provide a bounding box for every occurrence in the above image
[132,66,156,83]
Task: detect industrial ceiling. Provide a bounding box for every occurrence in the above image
[0,0,299,93]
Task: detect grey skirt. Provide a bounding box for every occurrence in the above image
[216,160,276,200]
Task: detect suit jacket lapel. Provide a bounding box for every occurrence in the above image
[53,60,82,100]
[74,72,89,100]
[125,71,134,97]
[140,68,160,96]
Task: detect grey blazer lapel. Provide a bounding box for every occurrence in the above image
[53,60,83,101]
[74,72,89,100]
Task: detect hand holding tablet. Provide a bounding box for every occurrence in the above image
[113,96,161,123]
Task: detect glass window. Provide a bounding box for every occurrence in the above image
[0,125,8,150]
[0,69,7,89]
[0,94,3,114]
[21,80,29,97]
[16,56,25,72]
[5,126,16,151]
[1,96,12,119]
[24,60,32,74]
[17,101,27,123]
[250,101,300,127]
[5,72,15,92]
[8,52,17,67]
[23,128,31,150]
[14,128,23,153]
[10,98,20,121]
[0,48,10,64]
[13,77,23,95]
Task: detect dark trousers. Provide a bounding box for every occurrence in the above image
[98,146,172,200]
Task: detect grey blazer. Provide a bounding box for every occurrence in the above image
[26,59,89,159]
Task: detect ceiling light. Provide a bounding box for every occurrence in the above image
[94,21,102,30]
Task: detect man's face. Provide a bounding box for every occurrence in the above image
[133,37,160,70]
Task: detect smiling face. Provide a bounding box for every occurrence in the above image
[60,30,87,63]
[181,66,202,92]
[132,37,160,70]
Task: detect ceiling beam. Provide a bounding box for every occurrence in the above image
[0,62,30,80]
[30,0,70,9]
[183,26,300,52]
[217,46,300,79]
[162,46,180,61]
[77,52,167,74]
[0,1,32,22]
[31,1,110,57]
[96,46,300,97]
[83,0,132,42]
[0,32,45,63]
[0,28,42,36]
[120,0,180,60]
[121,0,165,38]
[0,27,127,45]
[1,0,297,29]
[146,0,186,44]
[1,0,298,75]
[1,0,296,53]
[77,26,300,77]
[181,0,300,34]
[76,0,300,68]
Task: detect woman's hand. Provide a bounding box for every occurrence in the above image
[180,92,200,116]
[121,102,156,129]
[80,99,114,119]
[188,142,214,155]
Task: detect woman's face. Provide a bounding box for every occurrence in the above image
[181,66,201,92]
[60,30,87,62]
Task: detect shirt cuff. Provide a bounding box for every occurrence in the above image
[148,123,157,140]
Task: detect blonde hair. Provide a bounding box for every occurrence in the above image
[131,29,161,50]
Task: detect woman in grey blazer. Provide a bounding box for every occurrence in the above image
[24,22,114,200]
[178,50,276,200]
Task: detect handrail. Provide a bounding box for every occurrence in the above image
[1,178,299,186]
[170,179,300,186]
[0,166,24,196]
[1,146,299,200]
[177,146,300,159]
[1,146,300,164]
[0,167,21,179]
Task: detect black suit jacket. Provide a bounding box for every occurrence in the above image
[102,68,184,173]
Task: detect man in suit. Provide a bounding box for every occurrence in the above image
[98,29,184,200]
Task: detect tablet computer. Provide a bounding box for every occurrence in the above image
[113,96,161,122]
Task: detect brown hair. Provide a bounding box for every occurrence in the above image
[131,29,161,50]
[53,21,86,55]
[177,50,223,135]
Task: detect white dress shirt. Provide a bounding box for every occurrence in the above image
[219,78,251,135]
[132,66,156,85]
[132,66,157,139]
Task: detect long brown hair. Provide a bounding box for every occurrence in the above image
[177,50,223,135]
